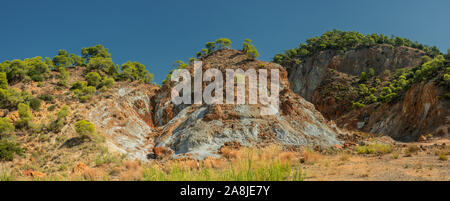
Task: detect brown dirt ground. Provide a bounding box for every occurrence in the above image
[302,138,449,181]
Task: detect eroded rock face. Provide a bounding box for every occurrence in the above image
[288,44,425,100]
[88,83,159,160]
[338,81,449,141]
[89,49,343,160]
[285,44,449,141]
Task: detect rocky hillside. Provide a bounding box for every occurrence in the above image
[90,49,343,160]
[0,36,448,181]
[276,31,449,141]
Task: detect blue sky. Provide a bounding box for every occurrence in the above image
[1,0,449,83]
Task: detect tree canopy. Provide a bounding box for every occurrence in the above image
[273,29,442,66]
[81,44,111,61]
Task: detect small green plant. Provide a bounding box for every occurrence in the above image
[360,72,368,82]
[85,72,101,87]
[352,101,366,109]
[57,67,70,87]
[38,94,54,103]
[0,139,25,161]
[0,118,14,139]
[29,97,42,111]
[0,72,8,89]
[99,76,115,89]
[242,38,260,60]
[48,104,57,111]
[71,81,96,102]
[355,143,393,155]
[368,68,375,77]
[438,154,448,161]
[48,105,70,132]
[74,120,96,140]
[16,103,32,129]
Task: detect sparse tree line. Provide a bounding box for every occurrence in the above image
[273,29,443,66]
[163,38,260,84]
[0,44,152,160]
[0,44,153,86]
[352,54,450,108]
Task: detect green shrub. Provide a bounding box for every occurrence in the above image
[358,84,369,96]
[81,44,111,61]
[16,103,32,129]
[205,42,216,53]
[360,72,368,82]
[242,38,260,60]
[87,57,119,77]
[71,81,87,90]
[26,57,50,81]
[0,88,31,109]
[70,53,85,66]
[0,72,8,89]
[48,105,69,133]
[443,73,450,87]
[79,95,92,103]
[0,139,24,161]
[368,68,375,77]
[82,86,96,95]
[53,50,72,67]
[57,67,70,87]
[29,97,42,111]
[375,78,381,85]
[99,86,108,92]
[74,120,95,139]
[57,105,69,120]
[38,94,54,103]
[120,61,153,84]
[352,101,365,108]
[71,81,96,102]
[355,144,393,155]
[99,76,115,89]
[48,104,57,111]
[366,94,377,103]
[215,38,232,50]
[85,72,101,87]
[381,93,397,103]
[0,118,14,138]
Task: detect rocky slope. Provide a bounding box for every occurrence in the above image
[287,44,425,100]
[284,44,449,141]
[89,49,343,160]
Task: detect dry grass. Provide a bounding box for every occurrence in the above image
[404,145,420,157]
[219,147,239,159]
[355,143,393,155]
[142,145,304,181]
[74,167,107,181]
[0,164,16,181]
[301,148,321,164]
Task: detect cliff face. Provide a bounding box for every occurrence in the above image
[285,44,449,141]
[88,49,343,160]
[87,82,159,160]
[288,44,425,100]
[335,81,449,141]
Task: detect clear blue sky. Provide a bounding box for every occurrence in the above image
[1,0,449,83]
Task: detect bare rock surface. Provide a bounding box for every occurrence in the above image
[88,49,342,160]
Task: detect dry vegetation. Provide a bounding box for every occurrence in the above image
[1,136,448,181]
